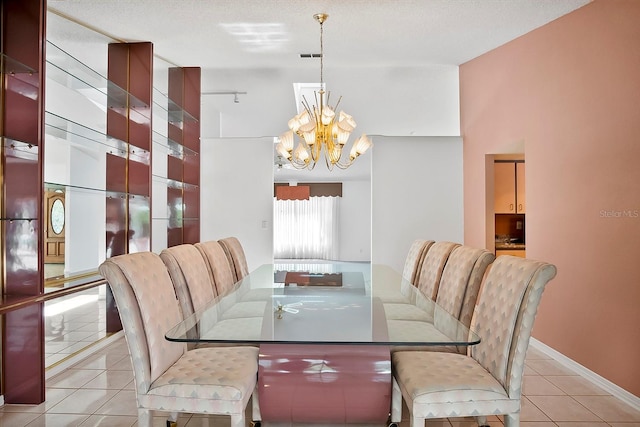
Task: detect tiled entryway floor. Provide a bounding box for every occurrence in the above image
[0,339,638,426]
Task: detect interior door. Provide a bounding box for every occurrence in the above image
[44,191,65,264]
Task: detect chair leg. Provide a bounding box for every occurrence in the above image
[138,408,152,427]
[504,413,520,427]
[390,377,403,423]
[252,387,262,421]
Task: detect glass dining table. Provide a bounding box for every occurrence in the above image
[165,262,480,424]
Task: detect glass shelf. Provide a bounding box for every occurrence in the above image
[166,178,184,190]
[45,181,152,200]
[153,88,198,125]
[3,137,39,161]
[151,174,199,189]
[46,181,114,197]
[152,131,199,158]
[45,111,128,158]
[1,52,39,99]
[46,41,150,115]
[183,182,199,191]
[1,52,37,75]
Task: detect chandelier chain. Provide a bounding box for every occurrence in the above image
[319,18,324,86]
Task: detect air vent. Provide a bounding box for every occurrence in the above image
[299,53,323,58]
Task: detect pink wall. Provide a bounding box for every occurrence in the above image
[460,0,640,396]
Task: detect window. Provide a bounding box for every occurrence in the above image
[273,196,340,259]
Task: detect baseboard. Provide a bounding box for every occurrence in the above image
[530,338,640,411]
[45,331,125,380]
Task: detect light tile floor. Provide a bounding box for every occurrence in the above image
[0,339,639,426]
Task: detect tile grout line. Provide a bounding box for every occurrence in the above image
[530,338,640,412]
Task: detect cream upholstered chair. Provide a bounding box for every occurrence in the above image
[390,255,557,427]
[161,243,264,336]
[219,236,250,282]
[195,240,238,296]
[385,245,494,353]
[402,239,435,286]
[433,245,495,334]
[99,252,259,427]
[416,241,460,300]
[195,240,267,316]
[159,244,216,320]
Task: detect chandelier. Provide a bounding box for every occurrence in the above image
[276,13,372,170]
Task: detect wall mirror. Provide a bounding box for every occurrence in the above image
[44,12,174,282]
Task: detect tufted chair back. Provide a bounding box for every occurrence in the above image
[99,252,186,394]
[435,245,495,328]
[402,239,434,286]
[100,252,260,427]
[416,241,460,300]
[470,255,557,397]
[219,237,249,282]
[195,240,236,296]
[160,244,216,319]
[390,255,557,426]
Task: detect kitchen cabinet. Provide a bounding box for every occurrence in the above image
[516,162,526,213]
[494,161,525,213]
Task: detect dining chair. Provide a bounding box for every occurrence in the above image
[99,252,260,427]
[161,243,265,334]
[402,239,435,286]
[390,255,557,427]
[159,244,216,320]
[416,241,460,300]
[385,245,494,353]
[219,236,250,283]
[432,245,495,337]
[195,240,267,316]
[195,240,237,296]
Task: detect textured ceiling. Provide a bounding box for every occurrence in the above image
[48,0,590,70]
[46,0,591,181]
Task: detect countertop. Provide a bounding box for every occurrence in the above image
[495,243,526,250]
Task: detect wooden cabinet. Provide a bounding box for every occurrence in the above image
[494,161,525,213]
[516,162,526,213]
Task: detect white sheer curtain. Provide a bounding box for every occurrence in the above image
[273,196,340,259]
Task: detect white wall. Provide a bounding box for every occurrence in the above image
[200,137,274,271]
[202,65,460,138]
[371,136,464,272]
[340,179,372,261]
[199,63,462,269]
[202,136,464,270]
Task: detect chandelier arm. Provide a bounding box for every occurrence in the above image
[333,95,342,112]
[301,96,312,116]
[324,149,335,171]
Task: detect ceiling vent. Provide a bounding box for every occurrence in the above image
[299,53,323,58]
